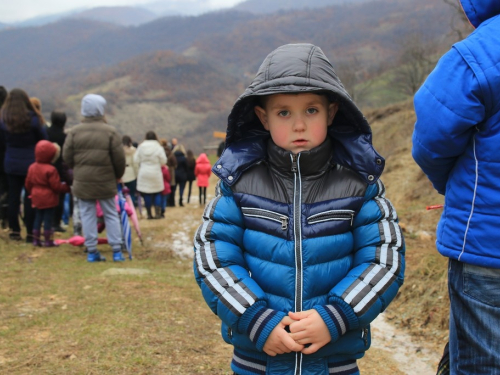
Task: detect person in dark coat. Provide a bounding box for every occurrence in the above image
[63,94,126,262]
[0,85,8,229]
[25,140,70,246]
[172,144,188,207]
[0,88,48,242]
[185,149,196,204]
[47,111,69,232]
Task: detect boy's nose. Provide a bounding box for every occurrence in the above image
[292,116,306,131]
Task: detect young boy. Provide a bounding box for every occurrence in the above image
[193,43,405,375]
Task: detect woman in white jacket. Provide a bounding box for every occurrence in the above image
[134,131,166,219]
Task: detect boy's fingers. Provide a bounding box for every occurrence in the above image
[302,343,320,355]
[282,334,304,352]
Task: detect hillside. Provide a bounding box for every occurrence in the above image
[0,0,461,153]
[0,0,453,88]
[30,50,242,151]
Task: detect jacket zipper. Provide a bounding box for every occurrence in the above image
[307,210,355,226]
[291,153,303,375]
[241,207,289,230]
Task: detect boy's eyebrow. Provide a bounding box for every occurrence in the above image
[267,99,326,110]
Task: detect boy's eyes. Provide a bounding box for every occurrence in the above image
[277,108,318,116]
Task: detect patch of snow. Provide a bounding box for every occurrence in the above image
[370,313,440,375]
[171,231,194,259]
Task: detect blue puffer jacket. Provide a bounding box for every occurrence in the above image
[194,44,405,375]
[412,0,500,268]
[0,112,47,176]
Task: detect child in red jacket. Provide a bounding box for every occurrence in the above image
[160,165,171,218]
[194,153,211,206]
[25,140,70,246]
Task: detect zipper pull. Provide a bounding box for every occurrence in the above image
[291,154,297,173]
[350,214,354,227]
[281,216,288,230]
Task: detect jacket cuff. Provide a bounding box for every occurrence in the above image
[238,303,286,351]
[314,302,359,342]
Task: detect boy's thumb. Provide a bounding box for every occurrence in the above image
[288,311,303,319]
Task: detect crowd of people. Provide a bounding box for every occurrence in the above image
[0,86,213,261]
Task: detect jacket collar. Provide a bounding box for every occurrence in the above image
[267,138,334,178]
[213,132,383,186]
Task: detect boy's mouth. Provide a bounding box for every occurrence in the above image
[293,139,307,145]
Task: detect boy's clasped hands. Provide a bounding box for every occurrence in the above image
[263,309,331,356]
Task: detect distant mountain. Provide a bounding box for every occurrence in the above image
[142,0,214,16]
[68,6,158,27]
[233,0,371,13]
[0,11,255,87]
[12,9,84,28]
[0,22,7,30]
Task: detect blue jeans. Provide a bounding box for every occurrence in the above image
[161,194,170,212]
[448,259,500,374]
[34,207,54,232]
[142,193,161,208]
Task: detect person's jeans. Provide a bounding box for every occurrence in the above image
[124,180,137,207]
[142,193,161,208]
[34,207,54,232]
[79,198,122,253]
[161,194,170,213]
[448,259,500,374]
[177,180,186,204]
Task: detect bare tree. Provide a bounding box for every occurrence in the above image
[443,0,474,41]
[335,57,373,105]
[392,34,436,96]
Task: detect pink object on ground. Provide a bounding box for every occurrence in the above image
[54,236,108,246]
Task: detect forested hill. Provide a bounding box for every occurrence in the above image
[0,0,452,88]
[0,0,462,153]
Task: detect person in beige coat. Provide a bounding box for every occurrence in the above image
[63,94,126,262]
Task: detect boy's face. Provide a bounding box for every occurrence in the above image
[254,93,338,154]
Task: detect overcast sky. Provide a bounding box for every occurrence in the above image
[0,0,244,23]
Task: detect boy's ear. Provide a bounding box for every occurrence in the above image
[254,106,269,130]
[327,102,339,126]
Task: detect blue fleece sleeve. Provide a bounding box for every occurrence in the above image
[412,47,485,195]
[193,181,284,351]
[315,180,405,338]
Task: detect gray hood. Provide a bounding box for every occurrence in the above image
[225,43,371,148]
[81,94,106,117]
[460,0,500,28]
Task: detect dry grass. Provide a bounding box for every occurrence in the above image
[0,193,235,374]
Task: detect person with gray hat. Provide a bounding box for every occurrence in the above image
[63,94,126,262]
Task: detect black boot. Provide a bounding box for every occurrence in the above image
[179,197,184,207]
[154,206,162,219]
[146,206,153,220]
